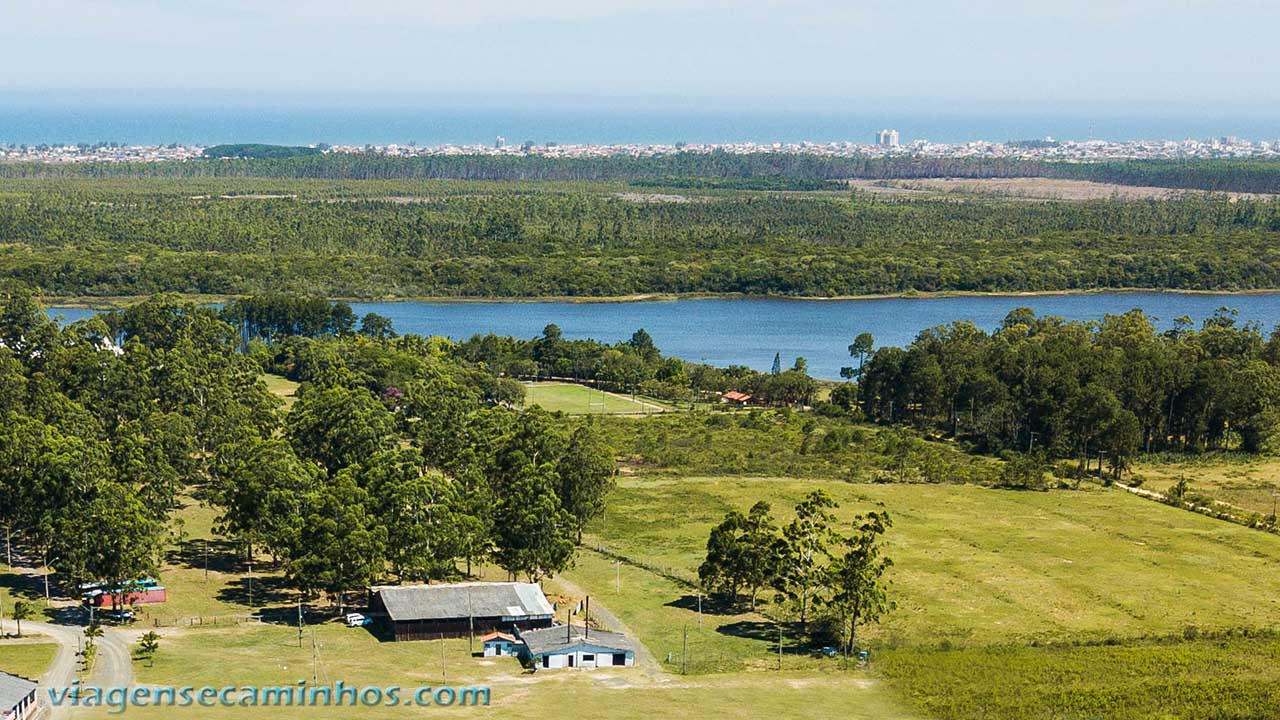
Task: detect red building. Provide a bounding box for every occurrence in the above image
[82,579,167,608]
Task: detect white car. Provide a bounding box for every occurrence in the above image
[345,613,369,627]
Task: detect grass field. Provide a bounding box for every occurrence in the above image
[584,477,1280,652]
[567,475,1280,717]
[1133,453,1280,517]
[525,382,665,415]
[878,635,1280,720]
[260,374,300,410]
[9,428,1280,718]
[0,640,57,679]
[70,622,913,720]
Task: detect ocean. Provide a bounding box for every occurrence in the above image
[3,103,1279,147]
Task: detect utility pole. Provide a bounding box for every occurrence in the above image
[778,622,783,671]
[297,599,304,648]
[681,624,688,675]
[440,634,447,684]
[311,630,318,685]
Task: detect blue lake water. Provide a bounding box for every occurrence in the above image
[48,293,1280,380]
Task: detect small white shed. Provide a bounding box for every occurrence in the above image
[517,625,636,669]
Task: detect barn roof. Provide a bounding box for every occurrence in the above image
[518,624,634,656]
[372,582,553,622]
[0,671,37,712]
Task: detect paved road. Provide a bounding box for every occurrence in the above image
[22,620,135,720]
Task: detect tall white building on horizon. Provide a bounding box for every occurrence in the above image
[877,129,901,147]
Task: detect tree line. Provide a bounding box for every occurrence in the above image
[456,323,818,407]
[7,153,1280,194]
[3,176,1280,298]
[854,307,1280,480]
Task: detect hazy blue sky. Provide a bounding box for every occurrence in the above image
[4,0,1279,111]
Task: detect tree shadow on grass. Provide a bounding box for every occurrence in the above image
[216,574,295,609]
[664,594,745,616]
[168,539,244,575]
[0,566,53,602]
[716,620,833,656]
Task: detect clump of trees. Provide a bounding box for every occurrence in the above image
[457,324,816,406]
[698,490,894,653]
[855,308,1280,478]
[0,286,273,605]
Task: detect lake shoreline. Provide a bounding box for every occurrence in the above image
[42,286,1280,310]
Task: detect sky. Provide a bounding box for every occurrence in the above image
[3,0,1279,113]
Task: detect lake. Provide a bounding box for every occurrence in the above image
[47,292,1280,380]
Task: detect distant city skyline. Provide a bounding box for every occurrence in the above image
[5,1,1280,113]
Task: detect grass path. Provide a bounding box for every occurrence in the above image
[551,571,663,677]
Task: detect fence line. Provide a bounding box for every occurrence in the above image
[147,613,262,628]
[586,543,698,589]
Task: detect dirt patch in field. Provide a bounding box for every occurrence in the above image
[847,177,1275,201]
[613,192,698,204]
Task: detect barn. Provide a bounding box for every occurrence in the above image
[517,625,635,669]
[368,582,555,641]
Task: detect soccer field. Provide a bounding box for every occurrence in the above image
[524,382,664,415]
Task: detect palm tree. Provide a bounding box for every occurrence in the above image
[11,600,34,637]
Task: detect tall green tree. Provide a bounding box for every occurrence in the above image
[824,512,894,656]
[209,437,321,561]
[11,600,33,637]
[358,448,464,582]
[286,473,387,612]
[698,501,781,610]
[287,385,397,474]
[557,426,617,543]
[774,490,839,630]
[491,463,575,582]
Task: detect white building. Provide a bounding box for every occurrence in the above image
[0,672,38,720]
[517,625,636,669]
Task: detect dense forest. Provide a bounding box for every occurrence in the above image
[6,154,1280,194]
[2,176,1280,297]
[0,286,619,606]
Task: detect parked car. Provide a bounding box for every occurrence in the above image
[98,608,135,624]
[345,613,370,627]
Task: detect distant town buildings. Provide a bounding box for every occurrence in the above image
[876,129,901,148]
[4,134,1280,165]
